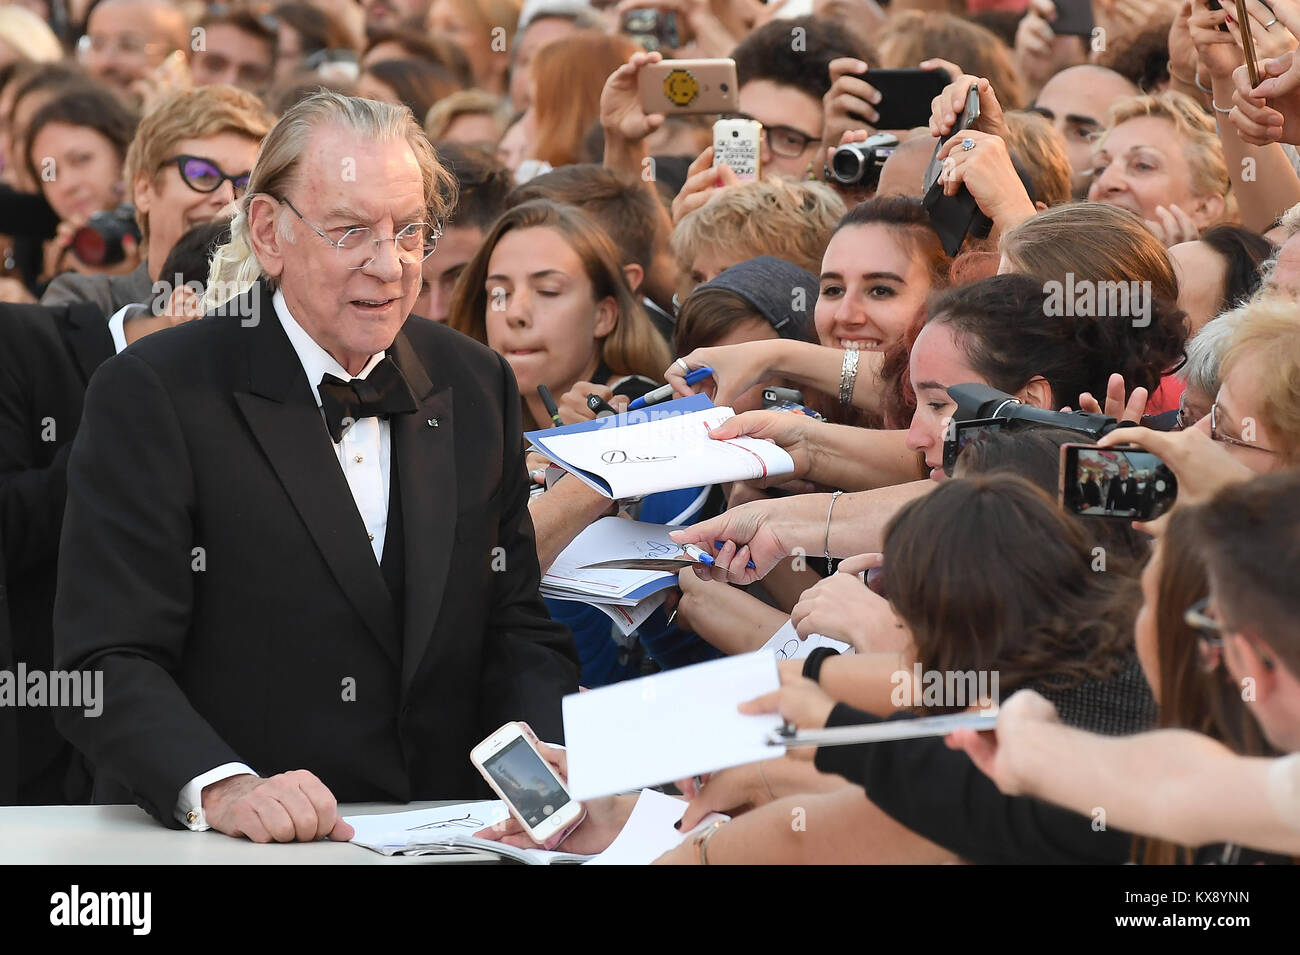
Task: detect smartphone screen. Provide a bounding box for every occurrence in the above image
[481,736,572,829]
[942,417,1005,476]
[1061,446,1177,521]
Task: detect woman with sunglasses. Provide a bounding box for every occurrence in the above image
[41,85,273,317]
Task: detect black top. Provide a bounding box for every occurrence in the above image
[813,656,1157,864]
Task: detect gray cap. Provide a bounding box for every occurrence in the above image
[697,255,817,340]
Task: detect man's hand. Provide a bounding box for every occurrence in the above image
[201,770,354,843]
[944,688,1060,796]
[822,57,879,146]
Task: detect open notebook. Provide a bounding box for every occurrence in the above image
[526,395,794,499]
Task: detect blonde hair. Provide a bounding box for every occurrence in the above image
[1003,110,1072,208]
[0,6,63,63]
[672,179,846,276]
[205,89,458,310]
[424,88,511,142]
[448,198,671,404]
[1219,295,1300,462]
[1097,90,1236,221]
[126,86,274,244]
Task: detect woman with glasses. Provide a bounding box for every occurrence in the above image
[43,85,273,316]
[21,86,137,290]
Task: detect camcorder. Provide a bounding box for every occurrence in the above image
[71,203,141,267]
[826,133,898,188]
[944,383,1177,521]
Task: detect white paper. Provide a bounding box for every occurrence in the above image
[563,652,783,800]
[591,590,668,636]
[537,406,794,499]
[542,517,682,601]
[759,620,853,660]
[585,789,728,865]
[345,800,508,853]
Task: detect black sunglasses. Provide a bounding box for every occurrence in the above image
[164,155,251,196]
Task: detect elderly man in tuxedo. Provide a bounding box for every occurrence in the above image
[54,91,578,841]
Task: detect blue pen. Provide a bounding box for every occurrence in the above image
[682,542,757,570]
[627,366,715,411]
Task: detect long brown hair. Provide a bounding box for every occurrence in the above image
[1138,509,1276,864]
[530,32,640,168]
[448,197,670,389]
[883,474,1137,711]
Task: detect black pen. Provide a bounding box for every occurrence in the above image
[586,393,618,418]
[537,385,563,427]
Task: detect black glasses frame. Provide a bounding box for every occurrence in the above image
[164,155,251,195]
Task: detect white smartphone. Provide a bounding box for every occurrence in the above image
[713,118,762,182]
[470,722,585,847]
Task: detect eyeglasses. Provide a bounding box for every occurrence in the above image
[1210,399,1279,455]
[278,197,441,270]
[725,113,820,159]
[1184,597,1225,672]
[165,155,251,197]
[77,33,174,58]
[1176,395,1208,430]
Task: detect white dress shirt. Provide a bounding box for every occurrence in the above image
[174,289,394,830]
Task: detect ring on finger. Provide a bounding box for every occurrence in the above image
[960,136,976,151]
[675,358,690,374]
[1264,16,1278,27]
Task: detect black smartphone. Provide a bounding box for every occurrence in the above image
[848,67,951,131]
[1051,0,1094,37]
[942,417,1007,477]
[762,386,825,420]
[1060,444,1178,521]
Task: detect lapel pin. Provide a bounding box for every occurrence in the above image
[427,418,439,428]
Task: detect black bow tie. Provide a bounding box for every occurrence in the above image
[317,357,417,442]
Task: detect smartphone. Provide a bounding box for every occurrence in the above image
[1059,444,1178,521]
[713,117,762,181]
[621,9,679,52]
[470,722,585,847]
[1236,0,1261,87]
[762,386,825,420]
[1050,0,1095,37]
[922,85,991,256]
[942,417,1007,477]
[639,58,738,115]
[848,68,951,131]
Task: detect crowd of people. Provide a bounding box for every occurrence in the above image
[1,0,1299,866]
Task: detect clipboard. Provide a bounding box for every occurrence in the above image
[768,709,998,748]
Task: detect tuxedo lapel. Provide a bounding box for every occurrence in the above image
[57,303,117,385]
[388,326,456,692]
[231,285,400,664]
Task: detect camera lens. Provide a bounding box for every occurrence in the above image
[731,129,739,137]
[829,145,866,185]
[719,83,728,92]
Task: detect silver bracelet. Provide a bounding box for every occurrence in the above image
[1212,99,1233,115]
[824,489,844,575]
[838,347,860,407]
[1195,72,1213,95]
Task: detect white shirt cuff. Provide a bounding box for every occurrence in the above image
[175,763,257,831]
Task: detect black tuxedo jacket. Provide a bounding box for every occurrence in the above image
[0,301,113,803]
[53,284,578,826]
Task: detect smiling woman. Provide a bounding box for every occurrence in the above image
[447,198,671,431]
[1088,91,1235,245]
